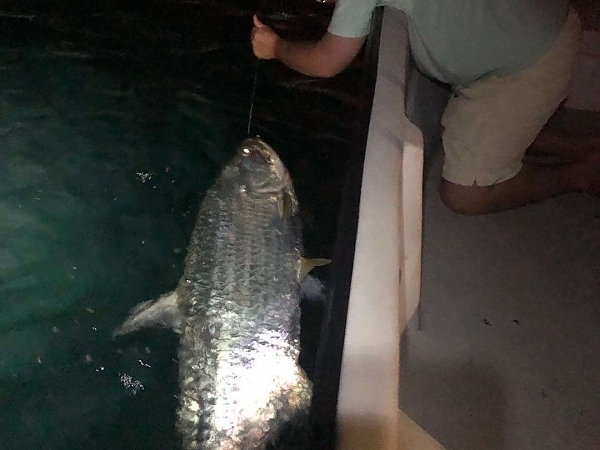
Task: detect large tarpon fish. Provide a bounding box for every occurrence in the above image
[114,137,326,449]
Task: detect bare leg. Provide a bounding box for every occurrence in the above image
[440,152,600,215]
[442,112,600,215]
[528,125,600,162]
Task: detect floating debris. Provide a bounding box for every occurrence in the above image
[136,172,154,183]
[119,373,145,395]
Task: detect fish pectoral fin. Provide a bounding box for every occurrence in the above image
[278,189,295,220]
[299,257,331,279]
[298,258,330,302]
[112,290,183,338]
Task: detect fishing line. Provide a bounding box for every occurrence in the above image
[246,60,260,136]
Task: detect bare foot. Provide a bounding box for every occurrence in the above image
[566,151,600,193]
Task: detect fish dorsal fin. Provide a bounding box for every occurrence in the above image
[300,257,331,279]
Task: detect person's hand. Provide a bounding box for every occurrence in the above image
[251,15,279,60]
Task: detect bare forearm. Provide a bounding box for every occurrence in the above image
[251,16,365,78]
[274,33,366,79]
[274,39,338,78]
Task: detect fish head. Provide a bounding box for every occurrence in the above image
[220,137,299,219]
[236,137,288,189]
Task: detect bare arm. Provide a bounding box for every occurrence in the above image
[275,31,366,78]
[251,16,366,78]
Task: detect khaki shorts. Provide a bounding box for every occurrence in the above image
[441,8,582,186]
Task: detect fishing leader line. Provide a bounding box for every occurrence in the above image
[246,60,260,136]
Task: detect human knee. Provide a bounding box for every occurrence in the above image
[439,181,491,216]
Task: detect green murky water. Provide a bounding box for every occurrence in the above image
[0,1,365,448]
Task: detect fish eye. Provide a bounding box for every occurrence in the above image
[242,148,251,155]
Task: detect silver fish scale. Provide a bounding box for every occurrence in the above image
[175,147,311,449]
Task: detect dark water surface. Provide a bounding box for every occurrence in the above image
[0,1,368,448]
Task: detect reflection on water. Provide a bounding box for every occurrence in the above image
[0,1,365,448]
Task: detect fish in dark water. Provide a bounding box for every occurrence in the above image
[114,137,327,449]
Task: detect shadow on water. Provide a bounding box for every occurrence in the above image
[0,0,370,449]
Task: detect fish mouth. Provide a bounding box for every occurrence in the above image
[239,137,279,163]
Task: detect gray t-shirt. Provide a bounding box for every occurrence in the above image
[328,0,570,88]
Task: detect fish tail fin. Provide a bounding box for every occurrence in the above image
[112,290,183,337]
